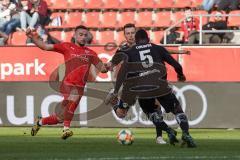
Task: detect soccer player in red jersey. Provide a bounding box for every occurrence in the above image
[26,25,108,139]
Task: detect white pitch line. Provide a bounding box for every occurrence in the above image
[45,155,240,160]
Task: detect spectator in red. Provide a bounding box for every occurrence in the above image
[20,0,48,31]
[179,7,200,43]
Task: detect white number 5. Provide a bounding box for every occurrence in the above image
[139,49,153,68]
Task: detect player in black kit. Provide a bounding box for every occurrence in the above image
[106,29,196,148]
[106,23,177,144]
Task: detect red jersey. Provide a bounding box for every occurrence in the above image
[53,42,100,86]
[181,17,199,42]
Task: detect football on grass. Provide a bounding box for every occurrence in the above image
[117,129,134,145]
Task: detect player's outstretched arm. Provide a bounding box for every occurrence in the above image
[26,29,54,51]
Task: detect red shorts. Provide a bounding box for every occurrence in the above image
[60,81,85,102]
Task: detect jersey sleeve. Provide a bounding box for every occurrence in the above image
[90,50,101,66]
[160,46,184,76]
[53,42,68,54]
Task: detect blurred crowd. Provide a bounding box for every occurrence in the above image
[162,0,240,44]
[0,0,240,46]
[0,0,50,45]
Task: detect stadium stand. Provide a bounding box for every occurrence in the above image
[228,10,240,27]
[117,11,137,27]
[137,0,155,9]
[152,11,172,27]
[69,0,86,8]
[154,0,174,8]
[102,0,120,9]
[119,0,139,9]
[85,0,103,9]
[4,0,240,45]
[11,32,27,45]
[82,11,101,28]
[100,11,119,28]
[135,11,153,27]
[64,12,83,27]
[174,0,192,8]
[98,30,116,44]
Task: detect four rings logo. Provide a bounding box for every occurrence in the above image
[112,85,208,126]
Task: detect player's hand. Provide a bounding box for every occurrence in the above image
[25,28,37,38]
[177,74,186,82]
[104,62,114,71]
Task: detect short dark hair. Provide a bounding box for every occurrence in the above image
[123,23,136,33]
[135,29,149,44]
[75,25,88,31]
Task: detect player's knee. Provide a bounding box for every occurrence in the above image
[172,103,184,115]
[175,113,188,124]
[149,111,163,124]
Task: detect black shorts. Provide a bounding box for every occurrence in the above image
[138,92,180,114]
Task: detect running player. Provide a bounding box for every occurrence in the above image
[26,25,108,139]
[106,29,196,148]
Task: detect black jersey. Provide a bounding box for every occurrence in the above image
[124,43,184,76]
[111,43,132,65]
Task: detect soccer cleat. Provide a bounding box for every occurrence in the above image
[156,136,167,144]
[31,116,42,136]
[167,128,179,145]
[61,129,73,140]
[181,132,197,148]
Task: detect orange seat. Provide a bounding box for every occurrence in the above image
[228,10,240,26]
[69,0,86,9]
[48,0,70,9]
[152,11,172,27]
[102,0,120,9]
[149,30,164,44]
[193,10,208,25]
[100,11,118,28]
[118,11,136,27]
[119,0,138,9]
[49,31,62,41]
[62,31,74,42]
[10,31,27,45]
[98,30,116,45]
[172,11,185,26]
[137,0,155,8]
[83,11,100,28]
[64,12,83,27]
[85,0,103,9]
[135,11,153,27]
[191,0,203,7]
[115,30,126,45]
[174,0,192,8]
[154,0,174,8]
[90,30,99,44]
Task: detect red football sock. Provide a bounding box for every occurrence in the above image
[42,114,59,125]
[63,101,78,128]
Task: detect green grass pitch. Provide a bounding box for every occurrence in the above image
[0,127,239,160]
